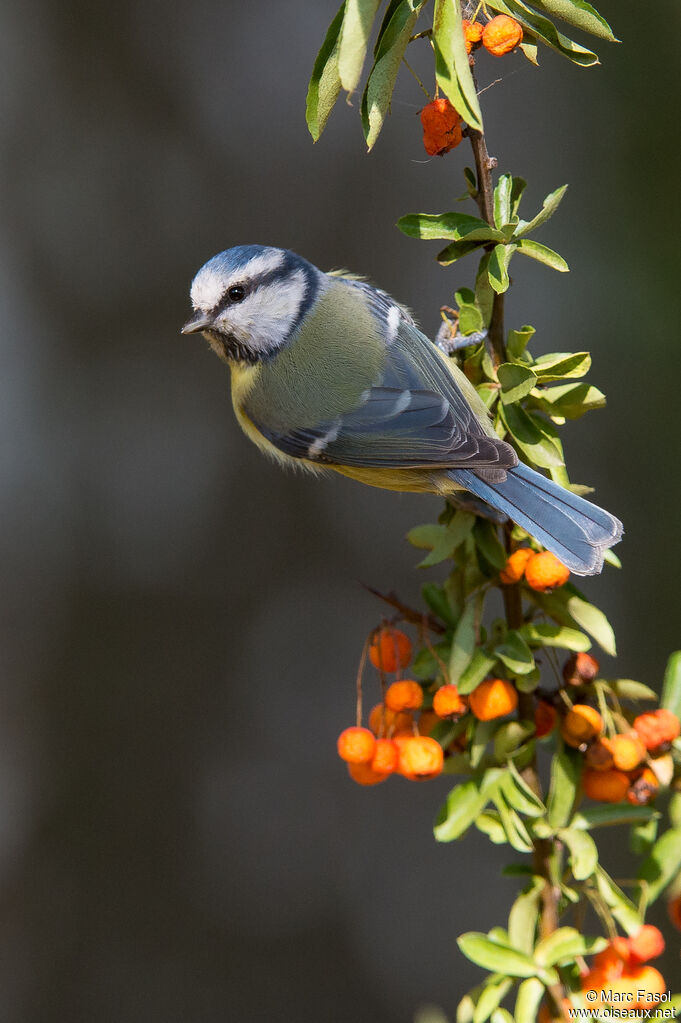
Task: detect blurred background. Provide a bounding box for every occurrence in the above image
[0,1,679,1019]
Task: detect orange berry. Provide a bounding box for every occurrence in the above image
[584,737,615,771]
[615,965,666,1008]
[347,761,389,786]
[370,738,399,775]
[337,726,376,764]
[469,678,518,721]
[369,627,412,672]
[668,893,681,931]
[417,709,440,736]
[462,18,484,53]
[633,708,681,752]
[628,925,665,964]
[534,700,557,738]
[610,732,646,772]
[385,679,424,713]
[561,704,603,748]
[626,767,660,805]
[563,651,600,686]
[433,684,467,719]
[524,551,570,592]
[499,547,533,584]
[420,98,463,157]
[593,936,631,977]
[482,14,523,56]
[583,767,630,803]
[368,703,413,737]
[397,735,444,780]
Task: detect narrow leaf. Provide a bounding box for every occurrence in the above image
[457,933,542,979]
[611,679,658,702]
[508,880,543,954]
[558,827,598,880]
[473,977,514,1023]
[449,595,482,682]
[661,650,681,719]
[338,0,382,94]
[515,238,569,272]
[432,0,483,131]
[533,0,617,41]
[488,244,516,294]
[532,351,591,381]
[514,978,545,1023]
[493,174,513,230]
[518,623,591,652]
[306,3,346,141]
[495,630,535,676]
[498,402,565,469]
[514,184,568,238]
[437,239,485,266]
[361,0,427,150]
[571,805,659,830]
[530,382,606,420]
[534,927,606,967]
[548,742,580,828]
[595,866,642,935]
[459,649,497,696]
[398,211,505,242]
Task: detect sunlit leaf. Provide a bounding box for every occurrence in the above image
[433,0,483,130]
[548,742,580,828]
[338,0,382,94]
[661,650,681,719]
[515,184,568,238]
[533,0,617,41]
[306,2,346,141]
[558,827,598,880]
[398,211,505,242]
[515,238,569,272]
[498,363,537,404]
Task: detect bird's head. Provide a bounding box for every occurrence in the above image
[182,245,321,364]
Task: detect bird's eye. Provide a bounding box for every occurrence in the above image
[228,285,246,303]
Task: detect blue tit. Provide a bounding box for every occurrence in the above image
[182,245,622,575]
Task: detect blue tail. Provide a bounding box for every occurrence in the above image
[451,462,623,576]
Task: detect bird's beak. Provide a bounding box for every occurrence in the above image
[181,311,214,335]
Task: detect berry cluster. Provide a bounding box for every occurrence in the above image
[580,926,667,1011]
[500,548,570,592]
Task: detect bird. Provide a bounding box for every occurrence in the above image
[182,244,622,575]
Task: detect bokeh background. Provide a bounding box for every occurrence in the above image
[0,1,679,1019]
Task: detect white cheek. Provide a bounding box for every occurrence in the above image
[221,271,307,352]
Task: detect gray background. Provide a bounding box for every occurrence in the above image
[0,1,679,1020]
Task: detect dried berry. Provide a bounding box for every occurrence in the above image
[482,15,523,57]
[420,98,463,157]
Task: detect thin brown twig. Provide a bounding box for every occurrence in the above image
[362,584,446,633]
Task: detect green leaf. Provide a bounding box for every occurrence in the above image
[532,586,617,656]
[532,351,591,381]
[473,977,514,1023]
[514,184,568,238]
[533,0,617,41]
[306,2,346,141]
[530,381,606,420]
[508,879,543,954]
[507,325,535,360]
[636,827,681,905]
[488,244,516,294]
[490,1011,513,1023]
[473,520,507,572]
[493,721,534,762]
[407,510,475,566]
[476,811,507,844]
[495,630,535,676]
[493,174,513,230]
[422,583,458,628]
[498,363,537,405]
[411,642,449,681]
[456,288,485,335]
[611,679,658,702]
[459,649,498,696]
[514,977,545,1023]
[361,0,427,150]
[449,595,482,683]
[434,778,490,842]
[432,0,483,131]
[571,805,660,830]
[558,827,598,880]
[437,239,486,266]
[548,742,581,828]
[518,623,591,652]
[486,0,599,66]
[338,0,382,94]
[515,238,569,272]
[491,788,534,852]
[397,211,505,243]
[630,815,659,857]
[502,760,546,817]
[457,933,549,980]
[519,36,539,65]
[661,651,681,719]
[534,927,606,967]
[595,866,641,935]
[498,402,565,469]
